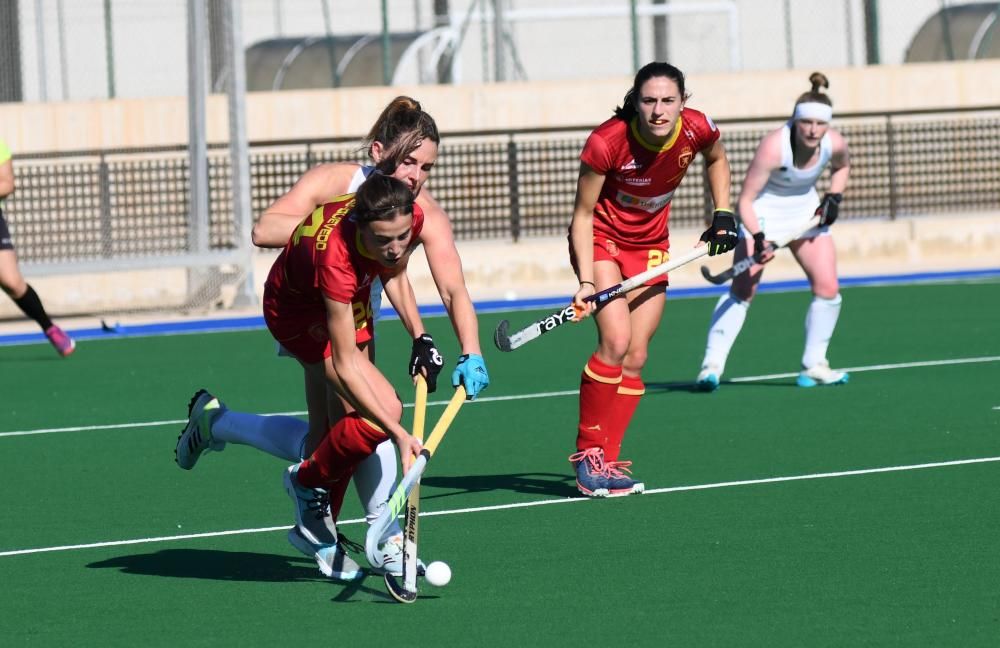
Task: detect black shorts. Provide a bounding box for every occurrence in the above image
[0,208,13,251]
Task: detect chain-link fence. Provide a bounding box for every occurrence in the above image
[2,1,994,103]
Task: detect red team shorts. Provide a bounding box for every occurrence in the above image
[264,302,374,364]
[570,235,672,288]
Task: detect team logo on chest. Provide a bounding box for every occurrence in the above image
[677,146,694,169]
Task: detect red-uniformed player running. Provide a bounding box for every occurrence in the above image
[267,173,425,580]
[568,62,738,497]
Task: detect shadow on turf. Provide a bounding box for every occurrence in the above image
[87,550,402,601]
[87,549,325,582]
[421,471,578,499]
[644,380,795,393]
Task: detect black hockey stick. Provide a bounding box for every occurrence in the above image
[699,220,822,286]
[494,245,708,352]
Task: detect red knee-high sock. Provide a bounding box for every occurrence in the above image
[298,413,388,518]
[604,374,645,463]
[577,353,623,452]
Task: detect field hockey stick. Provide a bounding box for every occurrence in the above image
[699,217,823,286]
[366,385,467,575]
[384,376,428,603]
[494,245,709,352]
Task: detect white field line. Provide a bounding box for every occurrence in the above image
[728,355,1000,383]
[3,355,999,439]
[3,455,999,558]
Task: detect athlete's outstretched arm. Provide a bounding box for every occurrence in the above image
[382,266,425,340]
[253,163,355,248]
[701,139,732,213]
[736,130,783,236]
[827,130,851,194]
[0,157,14,199]
[568,163,605,318]
[416,193,481,356]
[324,296,419,462]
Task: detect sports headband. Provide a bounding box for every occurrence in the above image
[793,102,833,122]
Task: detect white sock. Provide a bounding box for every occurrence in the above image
[211,411,308,462]
[353,440,402,541]
[802,294,842,369]
[701,293,750,374]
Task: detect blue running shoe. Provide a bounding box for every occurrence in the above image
[695,364,721,392]
[604,459,645,497]
[797,361,849,388]
[569,447,610,497]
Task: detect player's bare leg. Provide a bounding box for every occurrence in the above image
[571,260,629,497]
[0,249,74,356]
[600,284,663,496]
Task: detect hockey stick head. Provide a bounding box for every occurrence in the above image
[700,263,733,285]
[385,573,418,603]
[493,319,512,352]
[365,455,429,568]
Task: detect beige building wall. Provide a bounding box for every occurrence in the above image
[2,61,999,153]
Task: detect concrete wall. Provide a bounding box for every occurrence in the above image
[3,211,997,324]
[2,60,999,153]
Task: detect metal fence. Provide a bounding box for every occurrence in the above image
[2,1,981,103]
[6,106,999,266]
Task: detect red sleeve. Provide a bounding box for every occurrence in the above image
[579,130,613,174]
[318,263,357,303]
[686,110,721,151]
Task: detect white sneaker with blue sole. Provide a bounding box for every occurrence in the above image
[695,365,722,392]
[283,464,364,581]
[797,361,849,387]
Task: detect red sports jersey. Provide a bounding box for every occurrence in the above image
[580,108,720,246]
[263,194,424,354]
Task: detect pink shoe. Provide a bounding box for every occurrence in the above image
[44,325,76,357]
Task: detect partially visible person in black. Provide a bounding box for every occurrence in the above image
[0,138,75,357]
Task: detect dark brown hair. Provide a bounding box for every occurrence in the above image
[614,62,688,121]
[353,172,415,227]
[362,96,440,174]
[794,72,832,107]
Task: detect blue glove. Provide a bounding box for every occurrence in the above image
[452,353,490,400]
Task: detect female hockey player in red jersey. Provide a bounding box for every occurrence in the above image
[568,62,737,497]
